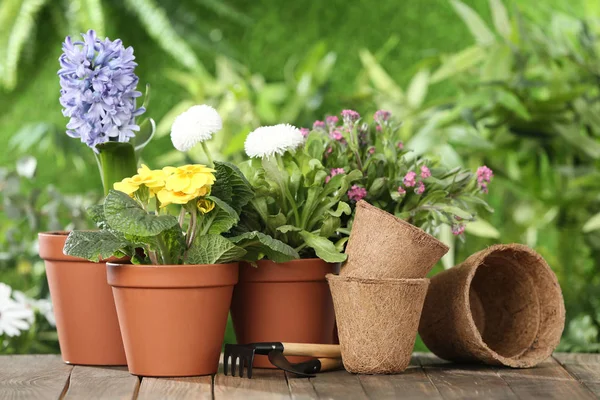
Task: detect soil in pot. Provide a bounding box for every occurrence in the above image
[107,262,238,377]
[38,232,126,366]
[230,259,339,368]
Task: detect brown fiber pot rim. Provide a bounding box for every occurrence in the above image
[38,231,125,263]
[326,274,430,287]
[460,243,564,366]
[239,258,340,283]
[107,263,239,288]
[355,201,449,253]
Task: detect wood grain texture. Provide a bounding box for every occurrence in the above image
[63,366,138,399]
[555,353,600,397]
[358,355,442,399]
[285,374,318,400]
[214,368,290,399]
[137,376,212,400]
[0,355,72,400]
[310,370,369,400]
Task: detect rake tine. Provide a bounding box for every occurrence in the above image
[231,355,238,377]
[223,349,230,376]
[239,356,245,378]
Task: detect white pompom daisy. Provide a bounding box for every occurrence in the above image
[170,105,222,152]
[244,124,305,158]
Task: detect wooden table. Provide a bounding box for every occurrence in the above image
[1,353,599,399]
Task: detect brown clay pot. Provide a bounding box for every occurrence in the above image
[230,259,339,368]
[418,244,565,368]
[107,262,238,377]
[38,232,127,365]
[327,274,430,374]
[342,201,449,279]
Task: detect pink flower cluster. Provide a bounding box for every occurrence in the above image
[452,224,466,236]
[403,171,417,187]
[300,128,310,137]
[374,110,391,123]
[347,185,367,202]
[329,129,343,141]
[326,116,338,127]
[341,109,360,123]
[398,164,430,197]
[313,120,325,130]
[476,165,493,193]
[325,168,345,183]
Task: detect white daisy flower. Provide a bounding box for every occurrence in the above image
[244,124,305,158]
[0,283,34,337]
[13,291,55,327]
[171,105,222,152]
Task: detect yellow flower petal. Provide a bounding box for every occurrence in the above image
[114,178,139,195]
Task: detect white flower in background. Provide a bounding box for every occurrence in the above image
[0,283,34,337]
[244,124,305,158]
[13,291,55,327]
[171,104,222,151]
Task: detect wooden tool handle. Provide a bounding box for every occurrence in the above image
[281,343,341,358]
[317,357,344,372]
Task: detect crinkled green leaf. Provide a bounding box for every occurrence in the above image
[298,230,346,263]
[63,230,126,262]
[104,190,179,237]
[186,234,246,265]
[212,161,254,213]
[229,231,299,262]
[205,195,240,235]
[87,204,108,229]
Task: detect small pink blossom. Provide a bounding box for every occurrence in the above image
[329,129,343,141]
[325,167,345,183]
[476,165,493,193]
[376,125,382,132]
[397,141,404,150]
[397,186,406,196]
[324,147,333,158]
[403,171,417,187]
[452,224,466,235]
[368,147,375,154]
[374,110,391,123]
[341,109,360,123]
[300,128,310,137]
[326,116,339,126]
[347,185,367,202]
[415,181,425,195]
[420,165,431,179]
[313,120,325,130]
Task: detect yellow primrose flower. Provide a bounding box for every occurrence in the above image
[165,164,216,195]
[156,189,198,207]
[136,164,169,194]
[197,198,215,214]
[113,175,147,195]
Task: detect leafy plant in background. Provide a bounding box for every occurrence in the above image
[154,43,336,165]
[0,0,249,91]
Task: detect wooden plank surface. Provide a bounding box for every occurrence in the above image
[63,366,139,400]
[214,367,290,399]
[309,370,368,400]
[137,376,212,400]
[0,355,71,400]
[555,353,600,398]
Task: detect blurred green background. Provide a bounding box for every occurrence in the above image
[1,0,599,353]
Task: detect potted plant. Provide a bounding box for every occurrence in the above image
[63,106,297,377]
[38,29,153,365]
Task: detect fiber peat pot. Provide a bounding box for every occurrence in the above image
[107,262,238,377]
[231,259,339,368]
[419,244,565,368]
[327,274,429,374]
[343,201,449,279]
[38,232,126,366]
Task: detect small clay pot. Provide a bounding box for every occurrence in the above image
[38,232,126,366]
[418,244,565,368]
[327,274,429,374]
[230,259,339,368]
[342,201,449,279]
[107,262,238,377]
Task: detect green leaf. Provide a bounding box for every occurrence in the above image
[298,231,347,263]
[328,202,351,218]
[465,219,501,238]
[554,124,600,159]
[495,90,531,120]
[583,212,600,233]
[87,204,108,229]
[63,230,126,262]
[441,205,473,220]
[406,69,430,108]
[160,224,186,264]
[358,49,404,101]
[212,161,254,213]
[229,231,299,262]
[450,0,495,45]
[104,190,179,237]
[430,46,486,83]
[186,234,246,265]
[489,0,511,38]
[277,225,302,233]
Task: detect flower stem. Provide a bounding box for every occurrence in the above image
[96,142,138,196]
[202,142,214,167]
[275,154,301,227]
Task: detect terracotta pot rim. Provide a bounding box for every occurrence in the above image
[107,262,239,289]
[39,231,126,263]
[240,258,339,283]
[326,273,429,286]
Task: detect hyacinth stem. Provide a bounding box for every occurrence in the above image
[201,142,214,167]
[96,142,138,196]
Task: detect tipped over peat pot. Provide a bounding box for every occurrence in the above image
[230,259,339,368]
[418,244,565,368]
[343,201,449,279]
[107,262,238,376]
[38,232,127,365]
[327,274,429,374]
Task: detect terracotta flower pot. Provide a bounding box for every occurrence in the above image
[342,201,449,279]
[230,259,339,368]
[38,231,127,365]
[418,244,565,368]
[327,274,430,374]
[107,262,238,377]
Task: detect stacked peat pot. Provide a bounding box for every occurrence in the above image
[327,201,449,373]
[419,243,565,368]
